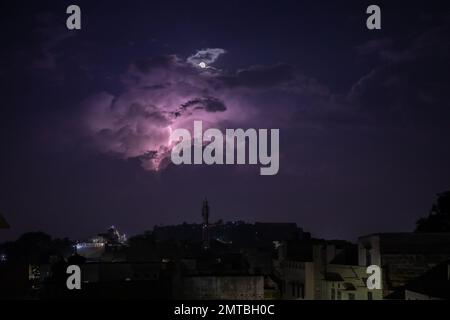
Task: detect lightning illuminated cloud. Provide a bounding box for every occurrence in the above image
[83,49,234,171]
[82,48,331,172]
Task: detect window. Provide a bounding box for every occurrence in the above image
[348,293,355,300]
[294,283,304,298]
[337,291,342,300]
[368,292,373,300]
[366,250,372,266]
[331,288,336,300]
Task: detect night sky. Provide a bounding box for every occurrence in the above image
[1,0,450,242]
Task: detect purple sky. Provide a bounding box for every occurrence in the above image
[1,0,450,242]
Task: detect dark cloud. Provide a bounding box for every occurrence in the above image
[349,26,450,129]
[181,97,227,113]
[356,38,393,56]
[134,55,179,73]
[141,83,170,90]
[220,63,296,88]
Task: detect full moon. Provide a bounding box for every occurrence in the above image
[198,62,207,69]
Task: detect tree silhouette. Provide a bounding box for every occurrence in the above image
[0,232,74,264]
[415,191,450,232]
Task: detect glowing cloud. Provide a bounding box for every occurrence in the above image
[187,48,226,68]
[82,49,330,172]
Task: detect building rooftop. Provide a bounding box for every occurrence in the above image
[387,260,450,299]
[359,232,450,254]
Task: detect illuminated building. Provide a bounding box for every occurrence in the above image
[76,225,127,260]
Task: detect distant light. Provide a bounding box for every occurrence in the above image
[198,62,207,69]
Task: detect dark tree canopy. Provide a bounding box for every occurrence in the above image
[0,232,74,264]
[415,191,450,233]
